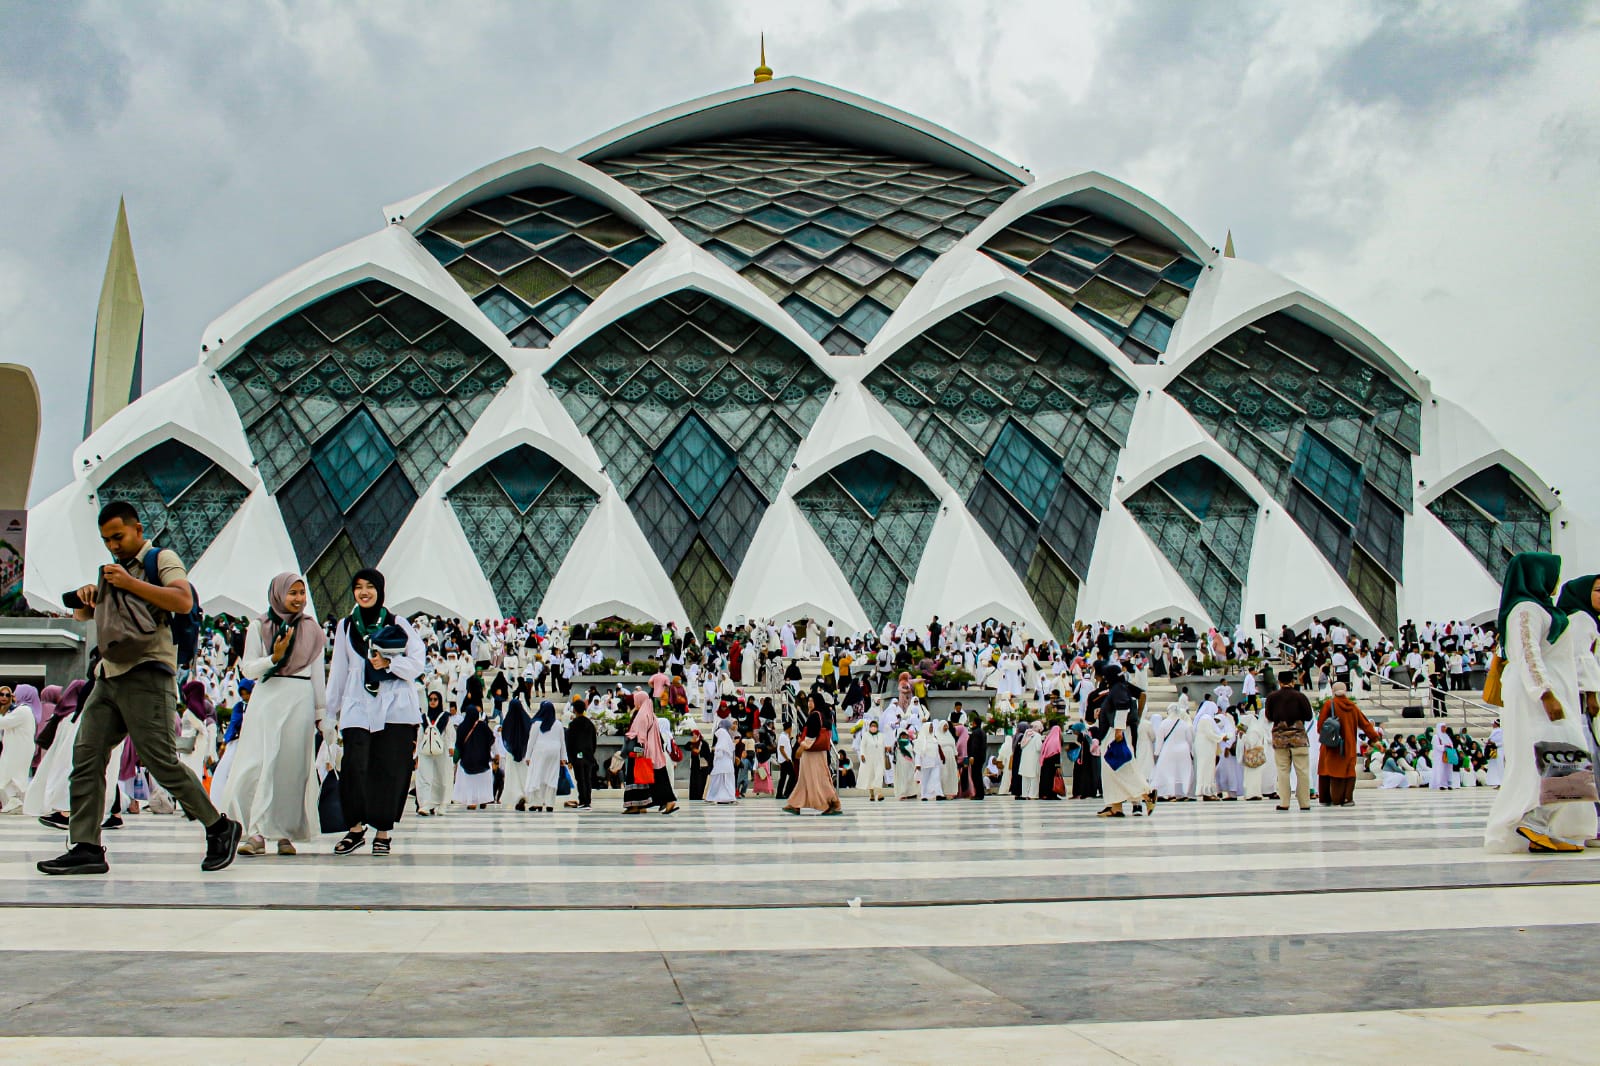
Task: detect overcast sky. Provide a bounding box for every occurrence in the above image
[4,0,1598,520]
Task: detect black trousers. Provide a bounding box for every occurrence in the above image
[970,759,986,799]
[776,760,797,799]
[571,753,594,806]
[341,725,417,832]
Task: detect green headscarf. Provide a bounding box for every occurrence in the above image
[1496,552,1568,650]
[1556,574,1600,625]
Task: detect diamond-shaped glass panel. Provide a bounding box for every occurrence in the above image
[654,414,737,519]
[312,407,396,513]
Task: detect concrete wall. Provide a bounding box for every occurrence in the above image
[0,618,92,690]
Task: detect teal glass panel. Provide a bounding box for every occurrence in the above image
[141,439,216,505]
[312,407,396,512]
[831,450,902,517]
[655,413,737,518]
[487,444,561,513]
[1126,457,1256,626]
[1292,432,1362,524]
[984,420,1063,520]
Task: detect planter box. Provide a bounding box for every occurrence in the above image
[922,688,980,720]
[573,675,657,688]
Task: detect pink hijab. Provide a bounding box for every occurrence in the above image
[625,690,668,769]
[1041,725,1063,758]
[261,572,325,678]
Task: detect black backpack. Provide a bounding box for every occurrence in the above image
[142,545,203,670]
[1319,704,1344,752]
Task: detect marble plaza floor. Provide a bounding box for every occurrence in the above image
[3,789,1599,1064]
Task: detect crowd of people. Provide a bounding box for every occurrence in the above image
[9,500,1600,876]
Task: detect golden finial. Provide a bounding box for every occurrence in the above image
[754,33,773,83]
[1223,229,1236,258]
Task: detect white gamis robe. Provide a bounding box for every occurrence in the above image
[1016,730,1043,799]
[1237,712,1271,799]
[219,626,326,842]
[1100,709,1151,807]
[1135,711,1159,781]
[1484,602,1600,852]
[521,722,568,807]
[1150,712,1194,799]
[0,700,35,807]
[1192,705,1223,797]
[25,720,120,819]
[857,728,888,790]
[706,727,736,802]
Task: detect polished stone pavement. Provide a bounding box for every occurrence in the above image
[3,790,1598,1063]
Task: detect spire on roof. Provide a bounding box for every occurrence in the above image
[85,197,145,439]
[1223,229,1235,258]
[753,33,772,83]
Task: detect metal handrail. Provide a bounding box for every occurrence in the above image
[1343,670,1493,733]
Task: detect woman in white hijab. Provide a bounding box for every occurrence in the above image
[706,717,737,804]
[857,718,888,801]
[914,725,943,801]
[937,720,959,797]
[1016,721,1044,800]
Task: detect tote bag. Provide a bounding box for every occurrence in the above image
[318,770,345,833]
[1482,653,1506,707]
[1534,741,1599,805]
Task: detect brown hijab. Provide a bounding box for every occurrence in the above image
[261,572,325,679]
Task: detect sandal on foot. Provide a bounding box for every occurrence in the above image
[277,839,296,855]
[334,831,367,855]
[372,837,391,855]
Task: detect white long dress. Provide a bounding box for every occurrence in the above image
[894,739,918,799]
[1193,708,1222,797]
[219,627,326,842]
[25,720,120,819]
[1485,726,1506,787]
[1238,712,1270,799]
[937,725,958,796]
[0,702,34,808]
[1101,710,1151,806]
[857,729,887,790]
[1151,714,1194,799]
[1016,731,1042,799]
[178,710,217,784]
[1484,603,1600,851]
[916,731,943,799]
[521,723,567,809]
[1135,712,1159,780]
[1430,730,1455,789]
[706,728,736,802]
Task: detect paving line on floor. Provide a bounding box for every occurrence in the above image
[0,1000,1592,1064]
[4,882,1598,955]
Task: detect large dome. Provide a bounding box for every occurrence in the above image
[26,77,1580,640]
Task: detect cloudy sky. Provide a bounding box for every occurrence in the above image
[4,0,1598,519]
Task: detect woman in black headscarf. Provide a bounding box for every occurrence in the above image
[325,568,425,856]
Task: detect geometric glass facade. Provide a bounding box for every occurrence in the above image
[793,451,940,629]
[42,79,1578,638]
[1167,310,1421,635]
[95,440,249,566]
[446,445,600,620]
[864,296,1137,637]
[417,187,661,349]
[980,204,1203,364]
[597,136,1021,355]
[544,289,831,629]
[217,280,513,615]
[1124,457,1258,626]
[1428,464,1551,579]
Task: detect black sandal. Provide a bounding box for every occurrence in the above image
[372,837,391,855]
[334,830,367,855]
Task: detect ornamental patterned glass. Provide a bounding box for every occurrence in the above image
[1166,310,1421,635]
[543,289,832,628]
[980,204,1203,364]
[1124,457,1258,627]
[217,280,513,616]
[447,445,600,620]
[418,187,661,348]
[863,296,1137,637]
[597,136,1020,355]
[792,452,940,628]
[96,440,249,568]
[1427,465,1551,578]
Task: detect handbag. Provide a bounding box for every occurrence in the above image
[1105,737,1133,771]
[1052,768,1066,796]
[631,754,656,786]
[175,732,197,755]
[318,770,345,833]
[557,766,573,796]
[1242,746,1266,769]
[1534,741,1598,805]
[1482,653,1505,707]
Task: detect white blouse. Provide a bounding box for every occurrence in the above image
[326,615,426,732]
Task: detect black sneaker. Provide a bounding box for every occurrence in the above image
[37,843,109,876]
[201,816,243,872]
[38,812,69,830]
[101,814,124,830]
